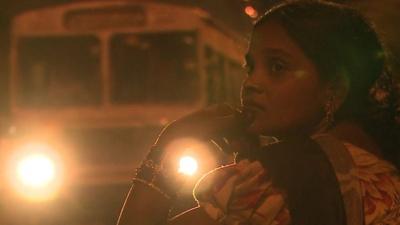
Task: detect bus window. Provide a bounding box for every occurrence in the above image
[110,32,198,104]
[17,36,101,108]
[205,47,226,105]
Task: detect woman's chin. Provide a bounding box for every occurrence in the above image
[245,121,283,138]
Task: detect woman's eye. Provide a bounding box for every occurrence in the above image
[268,59,287,74]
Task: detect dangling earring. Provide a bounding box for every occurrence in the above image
[314,95,336,135]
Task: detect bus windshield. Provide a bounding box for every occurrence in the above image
[110,31,199,104]
[17,36,101,108]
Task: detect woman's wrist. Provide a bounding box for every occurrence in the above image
[135,145,183,199]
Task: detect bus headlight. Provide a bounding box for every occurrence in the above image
[178,155,198,176]
[163,138,222,182]
[8,143,63,202]
[17,153,56,188]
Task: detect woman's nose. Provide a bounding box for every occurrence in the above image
[242,77,263,97]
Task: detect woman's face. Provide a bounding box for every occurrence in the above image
[241,20,327,137]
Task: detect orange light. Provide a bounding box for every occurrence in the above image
[163,138,218,177]
[154,138,235,194]
[178,155,198,176]
[8,143,63,202]
[17,153,56,188]
[245,6,258,18]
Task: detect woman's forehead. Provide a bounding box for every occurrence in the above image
[248,20,305,59]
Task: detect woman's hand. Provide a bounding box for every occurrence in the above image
[117,104,258,225]
[154,104,245,148]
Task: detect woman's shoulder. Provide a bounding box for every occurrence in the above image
[344,142,400,225]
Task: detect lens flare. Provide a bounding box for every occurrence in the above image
[178,156,198,176]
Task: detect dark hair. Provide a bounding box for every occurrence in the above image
[254,0,400,167]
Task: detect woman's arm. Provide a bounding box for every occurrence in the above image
[116,182,172,225]
[168,207,219,225]
[117,105,244,225]
[117,183,220,225]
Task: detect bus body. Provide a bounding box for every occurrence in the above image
[2,1,246,224]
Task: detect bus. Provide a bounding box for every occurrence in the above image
[2,1,247,225]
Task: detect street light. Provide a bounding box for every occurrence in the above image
[245,5,258,18]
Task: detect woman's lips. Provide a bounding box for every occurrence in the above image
[241,101,264,126]
[242,100,265,112]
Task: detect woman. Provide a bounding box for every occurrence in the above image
[117,1,400,224]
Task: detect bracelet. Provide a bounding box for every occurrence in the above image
[135,145,164,180]
[135,159,162,183]
[134,145,178,199]
[132,178,172,200]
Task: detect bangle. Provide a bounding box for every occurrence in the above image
[135,159,162,182]
[136,145,164,181]
[134,145,178,199]
[132,178,172,200]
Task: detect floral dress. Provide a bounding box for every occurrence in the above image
[193,136,400,225]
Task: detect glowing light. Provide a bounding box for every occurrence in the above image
[17,154,55,188]
[245,6,258,18]
[162,138,223,193]
[8,143,62,202]
[178,156,198,176]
